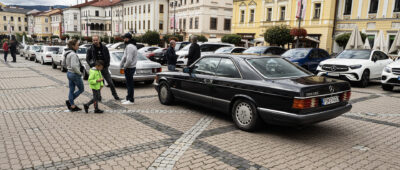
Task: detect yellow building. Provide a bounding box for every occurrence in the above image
[29,9,62,40]
[0,7,30,35]
[334,0,400,53]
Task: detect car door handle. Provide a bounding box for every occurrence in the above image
[204,79,213,84]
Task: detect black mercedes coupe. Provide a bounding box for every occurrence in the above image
[154,54,352,131]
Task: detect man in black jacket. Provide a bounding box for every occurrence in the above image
[9,39,18,63]
[86,35,120,100]
[186,36,201,66]
[166,40,178,71]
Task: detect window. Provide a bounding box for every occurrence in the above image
[3,16,5,21]
[18,17,21,22]
[314,3,321,19]
[197,0,199,3]
[395,0,400,12]
[240,10,245,23]
[179,19,182,29]
[190,18,193,29]
[159,21,163,30]
[210,17,217,30]
[148,4,151,13]
[249,9,255,22]
[95,10,99,16]
[131,7,133,15]
[369,0,379,13]
[319,49,330,58]
[45,27,48,32]
[139,6,141,14]
[247,58,310,78]
[135,6,137,14]
[18,26,21,31]
[344,0,352,15]
[144,5,146,13]
[267,8,272,21]
[224,19,231,31]
[216,58,241,78]
[195,17,199,29]
[74,25,78,31]
[148,20,150,30]
[45,18,48,23]
[160,4,164,13]
[139,21,141,29]
[143,21,146,29]
[11,17,13,21]
[193,57,221,75]
[280,7,286,20]
[376,51,389,60]
[183,19,186,30]
[4,26,6,31]
[25,27,28,31]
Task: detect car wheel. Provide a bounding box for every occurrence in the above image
[358,70,370,88]
[35,58,38,63]
[40,57,45,65]
[30,57,34,61]
[60,62,67,72]
[52,60,57,69]
[144,80,154,85]
[83,70,88,80]
[158,81,174,105]
[232,99,261,131]
[382,84,394,91]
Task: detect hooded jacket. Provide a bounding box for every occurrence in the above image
[120,40,138,69]
[88,68,104,90]
[64,49,82,75]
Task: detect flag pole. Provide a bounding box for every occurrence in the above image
[296,2,303,48]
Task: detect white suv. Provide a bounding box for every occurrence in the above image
[317,49,392,87]
[381,59,400,91]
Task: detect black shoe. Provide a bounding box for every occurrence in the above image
[71,107,82,112]
[84,104,89,113]
[114,96,120,100]
[66,100,71,110]
[94,109,104,114]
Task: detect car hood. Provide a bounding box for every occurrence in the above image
[320,58,370,65]
[386,61,400,68]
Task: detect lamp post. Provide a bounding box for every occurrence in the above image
[296,2,303,48]
[173,1,176,36]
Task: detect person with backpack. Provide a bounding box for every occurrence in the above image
[2,40,8,62]
[84,60,105,114]
[86,35,120,100]
[64,39,85,112]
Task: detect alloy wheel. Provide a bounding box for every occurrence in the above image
[235,102,253,126]
[159,85,168,103]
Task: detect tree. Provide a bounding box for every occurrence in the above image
[141,31,161,45]
[335,32,367,47]
[72,35,80,41]
[196,35,208,42]
[133,36,142,43]
[51,35,59,39]
[264,25,293,47]
[163,34,184,43]
[221,34,242,46]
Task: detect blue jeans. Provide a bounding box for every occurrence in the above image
[168,65,176,71]
[124,68,136,102]
[3,51,8,62]
[67,72,84,106]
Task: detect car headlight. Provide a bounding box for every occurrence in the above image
[349,65,362,69]
[384,66,392,73]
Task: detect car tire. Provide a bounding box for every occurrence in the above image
[60,62,67,72]
[144,80,154,85]
[382,84,394,91]
[83,70,88,80]
[52,60,57,69]
[358,70,370,88]
[30,57,34,61]
[158,81,174,105]
[232,99,261,132]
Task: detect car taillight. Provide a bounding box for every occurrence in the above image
[46,55,52,58]
[147,53,155,58]
[152,68,162,73]
[340,91,351,102]
[292,98,319,109]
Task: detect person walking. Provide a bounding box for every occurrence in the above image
[2,40,8,62]
[186,36,201,67]
[166,40,178,71]
[86,35,120,100]
[64,39,85,111]
[120,33,137,105]
[9,39,18,63]
[84,60,105,114]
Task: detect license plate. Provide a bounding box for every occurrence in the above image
[326,72,339,77]
[322,96,340,106]
[136,69,152,74]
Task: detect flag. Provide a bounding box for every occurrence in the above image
[170,17,175,29]
[296,0,307,19]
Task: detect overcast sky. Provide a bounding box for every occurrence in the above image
[2,0,86,6]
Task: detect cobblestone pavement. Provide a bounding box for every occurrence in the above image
[0,56,399,170]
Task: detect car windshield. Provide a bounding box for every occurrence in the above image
[175,43,187,51]
[281,49,311,59]
[215,47,234,54]
[77,48,87,54]
[180,44,191,51]
[112,52,148,62]
[46,47,59,52]
[247,57,310,78]
[243,47,268,54]
[336,50,371,59]
[32,46,41,51]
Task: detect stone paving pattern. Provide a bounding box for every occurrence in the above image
[0,57,399,169]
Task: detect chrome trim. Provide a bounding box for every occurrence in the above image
[171,88,213,100]
[294,90,351,99]
[258,107,298,117]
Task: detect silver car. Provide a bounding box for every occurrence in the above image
[82,50,162,85]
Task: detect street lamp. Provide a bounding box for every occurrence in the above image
[296,2,303,48]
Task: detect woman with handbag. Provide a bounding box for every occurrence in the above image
[64,39,85,112]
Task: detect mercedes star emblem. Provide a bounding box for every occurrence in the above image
[329,85,335,93]
[331,65,337,71]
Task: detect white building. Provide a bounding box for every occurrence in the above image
[111,2,123,36]
[50,10,62,37]
[62,7,82,36]
[168,0,233,40]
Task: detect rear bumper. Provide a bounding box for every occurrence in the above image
[258,104,352,126]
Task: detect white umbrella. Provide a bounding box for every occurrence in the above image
[373,30,388,53]
[345,26,364,50]
[65,38,68,44]
[363,37,371,49]
[389,29,400,54]
[22,36,25,45]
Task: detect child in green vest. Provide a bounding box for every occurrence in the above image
[84,60,104,113]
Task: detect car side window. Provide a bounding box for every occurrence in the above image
[319,49,329,58]
[276,48,286,55]
[232,48,245,53]
[265,48,273,54]
[371,52,379,61]
[193,57,221,75]
[377,51,389,60]
[215,58,241,78]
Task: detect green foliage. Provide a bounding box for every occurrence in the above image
[63,34,70,39]
[101,36,111,44]
[72,35,80,41]
[51,35,59,39]
[133,36,142,43]
[264,25,293,47]
[221,34,242,45]
[163,34,184,43]
[42,36,49,41]
[141,31,161,45]
[196,35,208,42]
[335,32,367,47]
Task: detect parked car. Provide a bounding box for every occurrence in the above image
[20,45,29,57]
[243,46,286,55]
[175,42,190,51]
[149,48,167,64]
[215,47,247,54]
[26,45,42,61]
[81,50,162,83]
[51,46,67,69]
[108,42,145,50]
[381,60,400,91]
[282,48,330,72]
[80,44,91,48]
[60,47,88,72]
[35,46,60,65]
[138,46,161,58]
[155,54,352,131]
[176,42,234,66]
[317,49,393,87]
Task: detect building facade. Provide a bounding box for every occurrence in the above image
[49,10,63,37]
[62,8,82,36]
[168,0,233,40]
[111,2,123,36]
[334,0,400,53]
[0,7,30,35]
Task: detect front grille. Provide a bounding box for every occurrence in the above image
[392,68,400,75]
[387,78,400,84]
[322,65,349,72]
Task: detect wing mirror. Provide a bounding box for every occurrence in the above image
[183,67,192,73]
[372,57,378,62]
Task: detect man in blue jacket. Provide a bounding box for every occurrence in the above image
[166,40,177,71]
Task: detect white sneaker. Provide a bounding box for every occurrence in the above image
[121,99,128,103]
[122,101,134,105]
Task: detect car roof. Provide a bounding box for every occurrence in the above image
[203,53,281,59]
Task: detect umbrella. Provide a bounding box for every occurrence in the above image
[389,29,400,54]
[345,26,364,50]
[22,36,25,45]
[363,37,371,49]
[373,30,388,53]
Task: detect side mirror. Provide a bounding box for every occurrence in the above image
[183,67,192,73]
[372,57,377,62]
